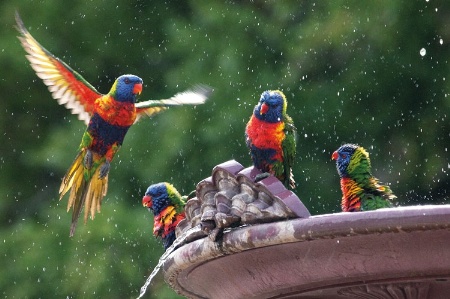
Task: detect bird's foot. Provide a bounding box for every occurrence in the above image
[255,172,270,183]
[84,149,93,169]
[99,161,110,179]
[208,228,223,242]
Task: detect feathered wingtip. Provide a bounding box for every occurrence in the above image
[166,84,213,106]
[135,84,213,109]
[288,172,296,190]
[14,11,25,32]
[15,11,49,59]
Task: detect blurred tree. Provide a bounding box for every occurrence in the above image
[0,0,448,298]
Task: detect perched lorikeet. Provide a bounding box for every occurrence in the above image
[332,144,396,212]
[16,13,210,236]
[142,182,187,250]
[245,90,297,189]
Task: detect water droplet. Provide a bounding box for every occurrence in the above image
[420,48,426,56]
[138,226,202,298]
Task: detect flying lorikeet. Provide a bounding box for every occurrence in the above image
[142,182,187,250]
[16,13,210,236]
[332,143,396,212]
[245,90,297,189]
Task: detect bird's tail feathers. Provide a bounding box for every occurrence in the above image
[69,178,87,237]
[59,150,108,237]
[83,167,108,223]
[59,151,84,199]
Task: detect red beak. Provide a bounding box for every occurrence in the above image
[331,151,339,160]
[260,102,269,115]
[142,195,152,208]
[133,83,143,95]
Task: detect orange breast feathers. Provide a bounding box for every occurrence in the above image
[153,205,185,238]
[340,177,363,212]
[246,116,285,152]
[94,96,137,127]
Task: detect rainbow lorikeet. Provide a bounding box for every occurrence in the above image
[142,182,187,250]
[16,13,210,236]
[245,90,297,189]
[332,144,396,212]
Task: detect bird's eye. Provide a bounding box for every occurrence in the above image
[124,78,130,84]
[341,153,347,159]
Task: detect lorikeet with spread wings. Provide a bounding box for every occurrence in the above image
[332,144,396,212]
[16,13,210,236]
[142,182,187,250]
[245,90,297,189]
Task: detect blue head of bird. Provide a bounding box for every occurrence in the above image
[332,143,359,178]
[110,74,143,103]
[253,90,287,123]
[332,143,372,179]
[142,182,171,215]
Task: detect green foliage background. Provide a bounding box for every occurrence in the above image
[1,1,449,298]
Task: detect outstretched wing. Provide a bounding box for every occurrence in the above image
[16,12,102,125]
[135,85,212,122]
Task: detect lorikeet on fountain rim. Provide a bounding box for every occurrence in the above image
[245,90,297,190]
[16,13,210,236]
[142,183,187,250]
[332,143,396,212]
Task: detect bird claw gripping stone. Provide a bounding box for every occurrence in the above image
[255,172,270,183]
[84,149,93,169]
[99,161,110,179]
[176,160,310,243]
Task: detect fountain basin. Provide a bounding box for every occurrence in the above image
[163,205,450,298]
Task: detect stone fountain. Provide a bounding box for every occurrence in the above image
[161,160,450,299]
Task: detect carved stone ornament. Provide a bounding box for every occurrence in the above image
[176,160,310,242]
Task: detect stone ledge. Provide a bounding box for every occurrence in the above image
[163,205,450,299]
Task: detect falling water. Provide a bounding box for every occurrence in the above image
[137,225,203,299]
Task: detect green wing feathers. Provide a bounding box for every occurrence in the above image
[282,117,297,189]
[360,177,396,211]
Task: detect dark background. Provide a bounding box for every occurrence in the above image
[1,1,449,298]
